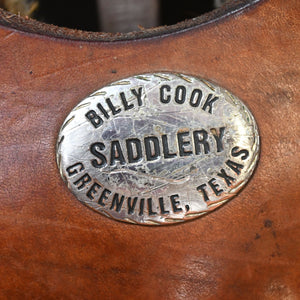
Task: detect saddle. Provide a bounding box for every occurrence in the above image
[0,0,299,298]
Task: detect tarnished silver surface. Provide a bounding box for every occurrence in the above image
[56,73,259,225]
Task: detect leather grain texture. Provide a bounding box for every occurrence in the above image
[0,0,299,298]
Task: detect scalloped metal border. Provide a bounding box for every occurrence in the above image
[56,72,260,226]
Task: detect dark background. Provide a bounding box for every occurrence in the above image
[36,0,215,31]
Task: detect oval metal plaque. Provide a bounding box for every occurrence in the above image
[56,73,259,225]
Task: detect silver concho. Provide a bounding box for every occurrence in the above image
[56,73,259,225]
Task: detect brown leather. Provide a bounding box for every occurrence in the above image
[0,0,299,298]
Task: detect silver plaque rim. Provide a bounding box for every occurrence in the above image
[56,72,260,225]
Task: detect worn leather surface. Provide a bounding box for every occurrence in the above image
[0,0,299,298]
